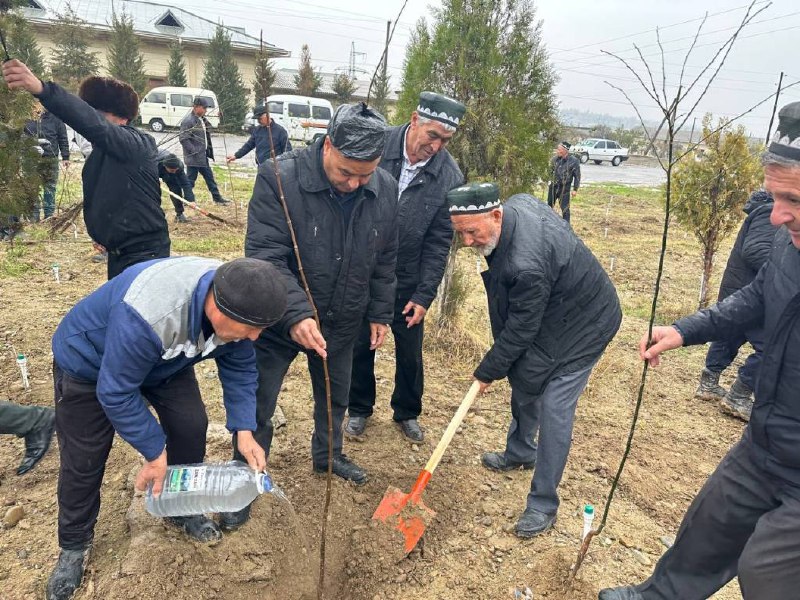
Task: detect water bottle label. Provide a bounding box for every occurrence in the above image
[165,466,207,493]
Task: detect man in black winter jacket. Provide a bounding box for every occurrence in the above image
[347,92,465,442]
[220,103,398,531]
[449,183,621,538]
[156,150,195,223]
[600,101,800,600]
[695,189,776,420]
[226,104,291,166]
[179,97,229,205]
[547,141,581,223]
[2,60,170,280]
[24,102,70,221]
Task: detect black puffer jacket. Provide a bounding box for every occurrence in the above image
[474,195,622,394]
[717,190,776,299]
[675,229,800,485]
[24,111,69,160]
[379,125,463,307]
[36,82,169,252]
[245,137,399,343]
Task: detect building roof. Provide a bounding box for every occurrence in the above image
[273,68,398,102]
[22,0,289,56]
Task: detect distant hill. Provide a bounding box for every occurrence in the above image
[559,107,656,129]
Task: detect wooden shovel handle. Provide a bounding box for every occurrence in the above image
[423,380,481,477]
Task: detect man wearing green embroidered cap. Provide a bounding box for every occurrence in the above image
[348,91,465,443]
[448,182,621,538]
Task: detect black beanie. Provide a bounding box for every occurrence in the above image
[212,258,288,328]
[161,153,181,169]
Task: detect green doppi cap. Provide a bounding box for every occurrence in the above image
[447,182,501,215]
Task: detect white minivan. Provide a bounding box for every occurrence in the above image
[139,86,220,132]
[244,95,333,144]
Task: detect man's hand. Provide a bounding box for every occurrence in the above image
[290,318,327,358]
[639,325,684,367]
[1,59,44,95]
[369,323,389,350]
[92,241,106,253]
[402,301,427,328]
[571,189,578,197]
[236,431,267,471]
[135,450,168,496]
[475,378,492,393]
[226,155,236,163]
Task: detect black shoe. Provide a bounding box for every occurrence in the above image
[396,418,424,442]
[175,213,190,223]
[46,547,90,600]
[213,198,231,205]
[313,454,368,486]
[720,377,753,422]
[219,504,251,532]
[344,415,368,437]
[515,507,556,538]
[481,451,535,472]
[17,408,56,475]
[695,368,726,401]
[598,586,644,600]
[165,515,223,543]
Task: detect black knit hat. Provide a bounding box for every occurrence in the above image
[161,153,181,169]
[78,76,139,122]
[212,258,288,328]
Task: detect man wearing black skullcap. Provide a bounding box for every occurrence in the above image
[347,91,465,443]
[449,183,620,539]
[547,141,581,223]
[2,59,170,279]
[157,149,195,223]
[600,101,800,600]
[179,97,230,205]
[224,103,397,529]
[227,104,292,166]
[44,256,287,600]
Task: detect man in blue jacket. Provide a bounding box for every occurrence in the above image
[227,104,291,166]
[45,257,287,600]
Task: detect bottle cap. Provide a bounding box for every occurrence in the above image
[257,472,273,494]
[584,504,594,515]
[17,353,25,361]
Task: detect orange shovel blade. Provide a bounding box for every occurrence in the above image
[372,486,436,554]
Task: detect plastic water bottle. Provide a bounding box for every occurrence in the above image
[52,263,60,284]
[582,504,595,540]
[145,461,274,517]
[16,354,29,389]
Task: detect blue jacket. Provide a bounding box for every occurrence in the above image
[235,121,292,165]
[52,257,258,461]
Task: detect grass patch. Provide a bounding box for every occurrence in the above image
[0,245,33,277]
[171,231,244,255]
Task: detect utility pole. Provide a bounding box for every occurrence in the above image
[765,71,784,145]
[382,20,390,83]
[688,116,697,145]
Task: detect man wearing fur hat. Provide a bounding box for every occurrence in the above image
[220,104,398,531]
[347,92,465,443]
[449,183,620,538]
[179,97,230,205]
[45,256,287,600]
[547,141,581,223]
[227,104,292,166]
[2,59,170,279]
[157,150,195,224]
[600,101,800,600]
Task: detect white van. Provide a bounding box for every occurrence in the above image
[139,86,221,132]
[250,95,333,145]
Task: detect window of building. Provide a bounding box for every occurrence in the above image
[156,11,183,29]
[27,0,45,10]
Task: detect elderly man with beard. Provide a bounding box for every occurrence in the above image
[448,183,621,538]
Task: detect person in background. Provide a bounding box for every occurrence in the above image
[547,141,581,223]
[157,150,195,224]
[24,100,70,221]
[227,104,292,166]
[179,97,229,205]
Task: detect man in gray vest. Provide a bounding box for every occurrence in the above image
[347,92,465,442]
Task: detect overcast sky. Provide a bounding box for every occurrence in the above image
[168,0,799,136]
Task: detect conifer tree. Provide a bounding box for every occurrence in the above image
[370,71,390,116]
[332,72,357,106]
[294,44,322,96]
[167,38,188,87]
[201,25,248,131]
[50,4,100,92]
[107,11,148,98]
[252,47,276,103]
[8,13,46,79]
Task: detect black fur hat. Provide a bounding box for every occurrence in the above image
[78,77,140,122]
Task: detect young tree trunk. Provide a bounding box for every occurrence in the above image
[436,243,460,328]
[699,242,716,309]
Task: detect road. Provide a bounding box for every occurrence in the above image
[147,129,259,168]
[580,160,666,186]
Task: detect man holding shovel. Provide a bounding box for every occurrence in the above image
[448,182,621,537]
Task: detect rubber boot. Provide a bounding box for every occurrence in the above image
[694,368,726,401]
[165,515,222,543]
[46,547,90,600]
[720,377,753,422]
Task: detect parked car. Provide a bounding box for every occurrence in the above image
[139,86,220,132]
[243,95,332,144]
[571,138,629,166]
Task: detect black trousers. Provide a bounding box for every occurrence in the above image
[53,364,207,550]
[167,184,185,216]
[107,242,170,280]
[349,296,424,421]
[547,185,571,223]
[187,166,223,202]
[635,434,800,599]
[235,332,353,466]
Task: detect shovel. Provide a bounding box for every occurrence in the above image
[372,381,481,554]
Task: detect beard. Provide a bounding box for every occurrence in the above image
[474,235,499,257]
